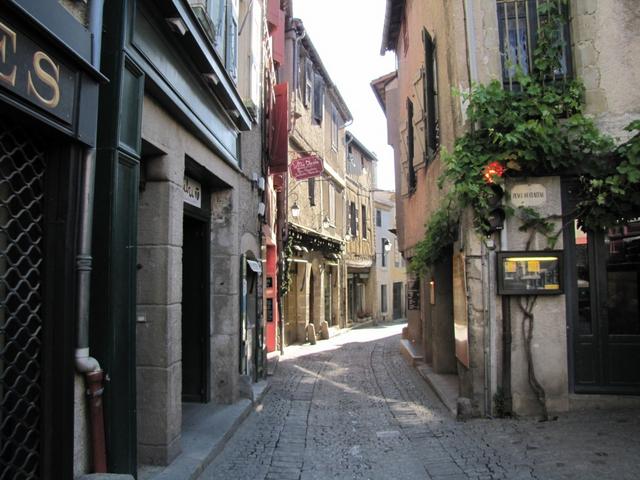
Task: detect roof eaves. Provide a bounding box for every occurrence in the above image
[370,70,398,114]
[380,0,405,55]
[346,131,378,162]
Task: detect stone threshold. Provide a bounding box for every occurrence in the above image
[415,362,458,416]
[137,380,269,480]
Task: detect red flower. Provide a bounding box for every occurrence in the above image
[483,161,505,184]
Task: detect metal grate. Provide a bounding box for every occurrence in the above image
[0,120,45,480]
[497,0,571,89]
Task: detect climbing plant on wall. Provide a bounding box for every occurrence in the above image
[409,0,640,420]
[410,0,639,275]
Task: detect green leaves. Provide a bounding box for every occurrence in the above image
[410,194,461,275]
[410,0,639,273]
[579,120,640,231]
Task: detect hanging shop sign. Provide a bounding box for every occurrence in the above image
[509,183,547,207]
[183,176,202,208]
[0,18,77,123]
[289,155,324,180]
[497,251,564,295]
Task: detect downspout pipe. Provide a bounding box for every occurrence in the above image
[76,1,107,474]
[75,149,100,374]
[75,0,104,369]
[76,0,104,377]
[89,0,104,70]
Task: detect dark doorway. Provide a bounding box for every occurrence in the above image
[393,282,403,319]
[309,270,315,325]
[571,220,640,393]
[182,215,210,402]
[348,276,356,322]
[324,270,332,325]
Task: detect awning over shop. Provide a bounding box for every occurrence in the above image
[247,259,262,274]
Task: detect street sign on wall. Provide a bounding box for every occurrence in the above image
[510,183,547,207]
[289,155,324,180]
[183,176,202,208]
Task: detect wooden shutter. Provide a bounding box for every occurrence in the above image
[304,58,314,107]
[422,28,438,162]
[308,177,315,206]
[269,83,289,173]
[312,73,324,123]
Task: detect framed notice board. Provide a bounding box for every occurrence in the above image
[497,251,564,295]
[407,277,420,310]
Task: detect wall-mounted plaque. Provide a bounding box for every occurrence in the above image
[510,183,547,207]
[497,251,563,295]
[183,176,202,208]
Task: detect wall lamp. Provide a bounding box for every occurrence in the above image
[291,202,301,218]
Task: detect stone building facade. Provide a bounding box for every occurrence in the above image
[375,0,640,418]
[374,190,407,322]
[345,132,377,324]
[281,17,352,344]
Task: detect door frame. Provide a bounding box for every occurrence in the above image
[182,206,211,403]
[563,179,640,394]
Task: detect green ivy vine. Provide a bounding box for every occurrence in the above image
[410,0,640,275]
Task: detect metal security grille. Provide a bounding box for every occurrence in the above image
[496,0,571,89]
[0,121,45,480]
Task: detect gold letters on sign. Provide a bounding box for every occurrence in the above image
[0,21,62,110]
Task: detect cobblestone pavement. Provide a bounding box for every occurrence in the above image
[199,322,640,480]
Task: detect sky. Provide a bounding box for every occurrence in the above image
[292,0,397,191]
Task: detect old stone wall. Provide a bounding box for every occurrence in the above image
[136,93,244,464]
[504,177,569,415]
[570,0,640,139]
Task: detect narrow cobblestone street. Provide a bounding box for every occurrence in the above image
[199,322,640,480]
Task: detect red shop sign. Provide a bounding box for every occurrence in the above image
[289,155,324,180]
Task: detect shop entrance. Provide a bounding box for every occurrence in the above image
[571,220,640,393]
[182,214,210,402]
[393,282,403,319]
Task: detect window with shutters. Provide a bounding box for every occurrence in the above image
[312,73,324,123]
[406,98,416,193]
[376,209,382,227]
[331,106,339,151]
[381,285,388,312]
[362,205,367,239]
[308,177,316,206]
[350,201,357,237]
[328,182,336,223]
[190,1,238,82]
[381,238,388,267]
[496,0,572,90]
[304,58,314,107]
[422,28,439,162]
[225,2,238,81]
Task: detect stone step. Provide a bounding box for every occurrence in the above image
[399,338,423,366]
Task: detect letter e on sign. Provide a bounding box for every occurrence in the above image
[27,51,61,108]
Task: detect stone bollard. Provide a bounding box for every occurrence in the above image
[306,323,317,344]
[457,397,474,420]
[319,320,329,340]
